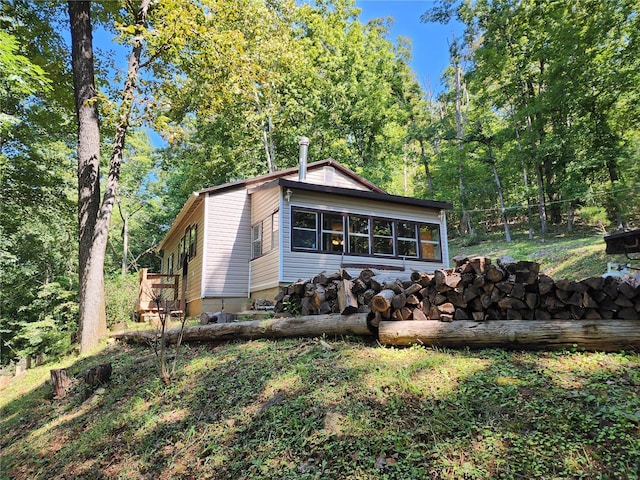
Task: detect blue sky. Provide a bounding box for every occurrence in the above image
[356,0,464,94]
[95,1,462,96]
[93,1,462,146]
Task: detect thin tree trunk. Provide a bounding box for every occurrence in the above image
[266,109,276,172]
[510,105,533,239]
[254,88,277,173]
[122,210,129,275]
[418,139,434,195]
[403,156,408,194]
[525,113,547,237]
[454,56,472,236]
[605,156,624,229]
[488,144,511,242]
[534,160,548,237]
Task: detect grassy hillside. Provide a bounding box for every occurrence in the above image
[448,230,634,281]
[2,337,639,479]
[2,232,639,479]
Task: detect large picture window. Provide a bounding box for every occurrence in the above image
[292,210,317,250]
[322,213,344,252]
[348,215,369,254]
[290,208,442,262]
[373,219,394,256]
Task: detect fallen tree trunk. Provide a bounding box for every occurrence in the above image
[378,320,640,351]
[110,313,372,344]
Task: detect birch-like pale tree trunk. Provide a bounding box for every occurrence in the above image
[487,143,511,242]
[454,55,473,236]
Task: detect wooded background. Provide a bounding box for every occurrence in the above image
[1,0,638,364]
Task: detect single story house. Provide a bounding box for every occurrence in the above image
[157,154,452,316]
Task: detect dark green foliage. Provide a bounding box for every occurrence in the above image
[0,3,79,364]
[104,273,139,328]
[423,0,640,236]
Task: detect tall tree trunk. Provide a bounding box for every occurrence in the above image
[101,0,151,277]
[606,157,624,229]
[68,1,105,353]
[524,78,548,237]
[122,210,129,275]
[418,138,434,195]
[69,0,151,353]
[488,144,511,242]
[534,159,548,237]
[254,89,277,173]
[524,111,547,237]
[511,109,533,239]
[454,56,472,236]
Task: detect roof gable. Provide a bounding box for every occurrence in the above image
[196,159,385,196]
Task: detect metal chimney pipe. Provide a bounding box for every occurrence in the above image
[298,136,309,181]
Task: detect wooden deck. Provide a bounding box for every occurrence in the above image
[137,269,181,316]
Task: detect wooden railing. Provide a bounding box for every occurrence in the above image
[136,269,180,314]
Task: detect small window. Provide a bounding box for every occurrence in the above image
[396,221,418,257]
[322,213,344,252]
[167,253,174,275]
[252,223,262,258]
[188,224,197,259]
[272,211,279,250]
[292,210,317,250]
[373,219,394,256]
[420,225,441,260]
[179,235,187,266]
[179,224,198,266]
[348,215,370,254]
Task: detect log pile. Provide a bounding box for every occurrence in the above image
[274,256,640,322]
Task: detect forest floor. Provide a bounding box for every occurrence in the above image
[1,230,639,479]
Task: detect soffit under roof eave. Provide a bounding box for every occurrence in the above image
[277,178,453,210]
[157,191,202,251]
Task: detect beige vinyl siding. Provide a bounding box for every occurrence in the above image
[160,202,204,307]
[283,166,370,190]
[202,188,251,297]
[251,186,280,253]
[282,190,449,282]
[250,250,280,291]
[185,202,204,302]
[250,186,281,291]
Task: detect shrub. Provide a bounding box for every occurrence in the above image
[105,272,139,328]
[2,281,77,364]
[578,205,609,233]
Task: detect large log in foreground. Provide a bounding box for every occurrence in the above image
[110,313,371,345]
[378,320,640,351]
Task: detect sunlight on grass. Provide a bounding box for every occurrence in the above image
[3,339,639,479]
[261,373,300,399]
[449,232,631,280]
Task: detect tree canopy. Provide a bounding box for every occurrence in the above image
[1,0,638,363]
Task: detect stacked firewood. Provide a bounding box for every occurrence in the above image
[274,256,640,322]
[273,270,365,317]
